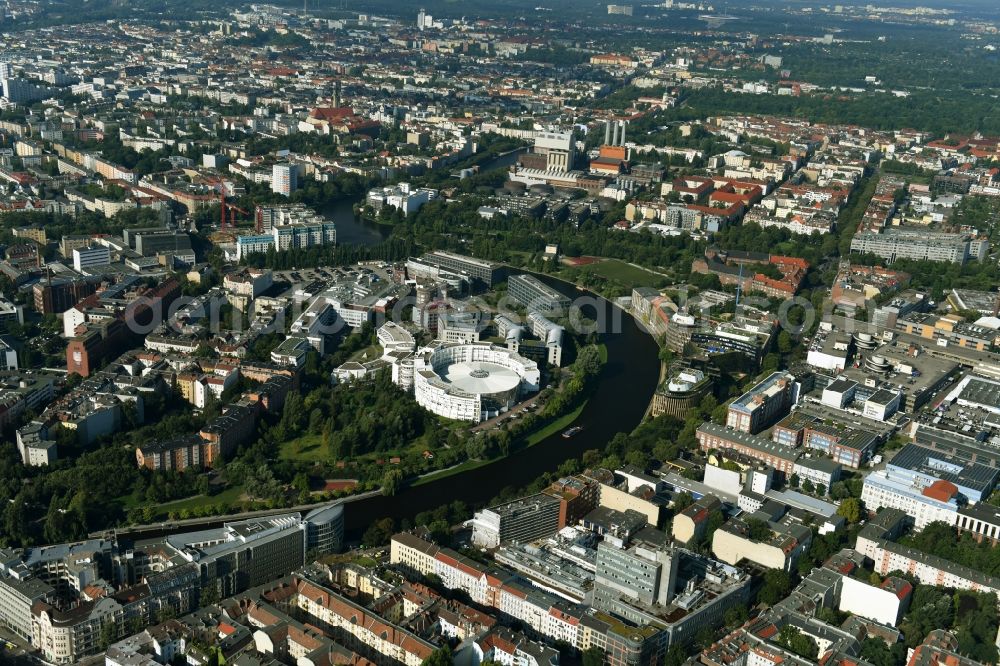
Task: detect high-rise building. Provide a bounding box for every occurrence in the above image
[593,539,679,611]
[271,163,299,196]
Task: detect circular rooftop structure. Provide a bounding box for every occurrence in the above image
[439,360,522,395]
[412,343,541,422]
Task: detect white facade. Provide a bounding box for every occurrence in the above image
[858,534,1000,597]
[410,343,540,423]
[271,163,299,196]
[224,269,273,298]
[234,234,274,261]
[367,183,438,215]
[860,470,958,530]
[0,338,16,371]
[838,575,906,626]
[72,245,111,271]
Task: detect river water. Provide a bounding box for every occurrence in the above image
[321,198,389,246]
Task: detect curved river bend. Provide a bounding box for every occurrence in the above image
[344,273,660,536]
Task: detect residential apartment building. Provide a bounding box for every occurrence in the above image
[271,163,299,196]
[850,229,988,264]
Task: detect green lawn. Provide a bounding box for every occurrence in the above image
[279,433,328,462]
[348,344,382,363]
[565,259,667,289]
[154,485,245,517]
[523,402,587,446]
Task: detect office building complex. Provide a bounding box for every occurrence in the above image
[72,245,111,271]
[416,251,506,288]
[471,493,562,547]
[861,442,999,529]
[508,273,571,314]
[411,342,540,422]
[726,371,797,434]
[367,182,438,215]
[593,540,678,610]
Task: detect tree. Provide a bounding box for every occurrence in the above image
[724,604,749,629]
[465,436,487,461]
[423,646,453,666]
[776,624,818,659]
[860,637,908,666]
[381,468,404,497]
[664,645,686,666]
[758,569,791,606]
[200,582,221,607]
[746,518,773,542]
[777,330,794,354]
[362,517,395,547]
[98,619,118,650]
[672,492,694,513]
[837,497,863,524]
[575,344,603,377]
[582,647,605,666]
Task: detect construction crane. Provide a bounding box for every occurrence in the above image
[219,194,249,231]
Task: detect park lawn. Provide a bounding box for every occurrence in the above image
[411,457,494,487]
[348,343,382,363]
[117,491,146,510]
[506,250,534,264]
[153,485,246,517]
[279,433,328,462]
[566,259,666,289]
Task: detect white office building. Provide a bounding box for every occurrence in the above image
[72,245,111,271]
[411,343,540,423]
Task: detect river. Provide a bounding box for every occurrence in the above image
[343,273,660,537]
[321,198,389,247]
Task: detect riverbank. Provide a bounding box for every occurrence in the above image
[341,273,659,535]
[102,274,658,542]
[410,365,597,489]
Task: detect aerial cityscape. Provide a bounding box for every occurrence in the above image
[2,0,1000,665]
